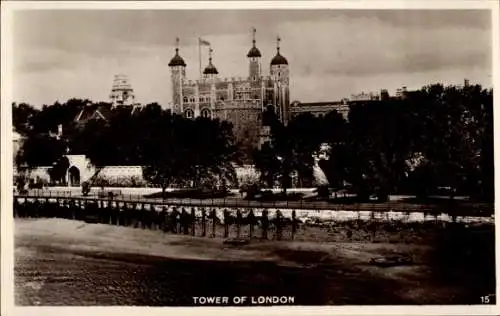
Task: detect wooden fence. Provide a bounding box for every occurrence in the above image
[13,196,302,241]
[14,192,494,216]
[13,195,495,243]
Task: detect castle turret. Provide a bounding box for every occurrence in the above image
[247,27,262,81]
[270,36,289,82]
[203,47,219,80]
[270,36,290,124]
[168,37,186,114]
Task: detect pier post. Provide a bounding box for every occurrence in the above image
[276,210,282,241]
[211,209,217,238]
[248,209,255,239]
[13,197,19,218]
[262,209,269,240]
[191,207,196,236]
[201,208,206,237]
[236,209,242,238]
[182,208,188,235]
[223,209,229,238]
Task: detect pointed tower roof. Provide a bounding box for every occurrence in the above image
[168,37,186,67]
[247,27,262,58]
[271,35,288,65]
[203,47,219,75]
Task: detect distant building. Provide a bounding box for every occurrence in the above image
[74,102,112,127]
[109,74,138,107]
[350,91,381,101]
[289,87,415,121]
[395,86,408,99]
[380,89,390,100]
[75,75,145,127]
[290,99,350,120]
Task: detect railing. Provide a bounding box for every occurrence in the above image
[12,195,495,243]
[13,191,495,217]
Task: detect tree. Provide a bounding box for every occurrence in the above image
[16,134,66,168]
[318,110,349,189]
[49,156,70,185]
[12,102,39,135]
[13,82,493,202]
[286,113,323,187]
[31,99,88,135]
[141,111,238,192]
[339,97,420,201]
[406,84,493,199]
[253,141,280,188]
[253,111,323,194]
[336,83,493,201]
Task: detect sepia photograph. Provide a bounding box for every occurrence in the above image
[1,1,498,314]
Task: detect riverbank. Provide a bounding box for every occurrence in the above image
[15,218,495,305]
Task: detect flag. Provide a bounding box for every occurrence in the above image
[199,38,211,46]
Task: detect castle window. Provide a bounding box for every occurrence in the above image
[184,109,194,119]
[183,97,188,103]
[201,108,211,118]
[190,97,195,103]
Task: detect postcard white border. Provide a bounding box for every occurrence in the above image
[2,1,499,316]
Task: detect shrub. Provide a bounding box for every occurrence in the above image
[243,183,262,199]
[28,176,48,189]
[15,174,28,192]
[316,185,330,199]
[91,175,148,188]
[82,182,91,196]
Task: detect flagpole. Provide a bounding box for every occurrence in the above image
[198,38,202,80]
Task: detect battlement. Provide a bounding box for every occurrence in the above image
[181,75,277,88]
[228,99,261,106]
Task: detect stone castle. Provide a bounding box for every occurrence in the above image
[168,29,290,157]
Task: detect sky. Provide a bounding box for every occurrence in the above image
[12,9,492,108]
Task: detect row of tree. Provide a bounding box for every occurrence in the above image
[14,101,238,192]
[253,83,493,201]
[13,82,494,201]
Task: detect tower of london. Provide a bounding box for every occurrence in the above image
[168,29,290,159]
